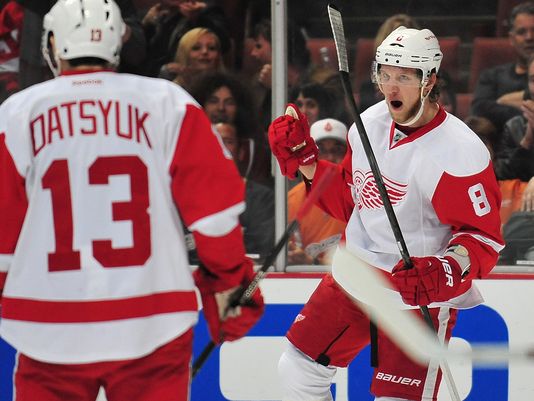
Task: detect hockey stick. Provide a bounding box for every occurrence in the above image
[192,164,337,378]
[327,5,461,400]
[334,247,534,367]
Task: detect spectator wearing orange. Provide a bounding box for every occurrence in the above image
[287,118,347,265]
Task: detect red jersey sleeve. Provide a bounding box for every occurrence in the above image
[0,133,28,295]
[432,163,504,279]
[169,104,248,289]
[312,149,355,223]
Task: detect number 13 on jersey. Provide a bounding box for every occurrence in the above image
[42,155,151,272]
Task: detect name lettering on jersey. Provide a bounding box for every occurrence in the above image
[72,79,103,86]
[375,372,421,387]
[352,169,407,210]
[30,100,151,156]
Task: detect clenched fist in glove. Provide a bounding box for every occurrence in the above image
[194,258,264,343]
[391,256,462,306]
[268,103,319,179]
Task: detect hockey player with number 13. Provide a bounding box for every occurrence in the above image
[0,0,264,400]
[268,26,503,400]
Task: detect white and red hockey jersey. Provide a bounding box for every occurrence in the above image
[314,101,504,309]
[0,70,247,363]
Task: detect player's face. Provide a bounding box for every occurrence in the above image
[378,65,424,125]
[204,86,237,123]
[251,35,272,64]
[510,13,534,65]
[188,33,221,71]
[295,94,320,125]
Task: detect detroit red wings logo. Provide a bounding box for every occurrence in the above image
[352,169,408,210]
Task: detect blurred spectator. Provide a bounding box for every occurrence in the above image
[287,118,347,266]
[249,17,309,88]
[438,70,457,115]
[248,17,310,130]
[0,0,23,103]
[494,54,534,182]
[215,122,274,260]
[189,71,272,186]
[142,0,230,77]
[166,27,225,86]
[471,1,534,133]
[492,53,534,236]
[359,14,419,111]
[16,0,146,86]
[464,115,497,161]
[290,81,349,127]
[500,211,534,264]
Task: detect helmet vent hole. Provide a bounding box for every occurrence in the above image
[105,11,110,20]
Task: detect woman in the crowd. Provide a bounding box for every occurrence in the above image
[161,27,225,88]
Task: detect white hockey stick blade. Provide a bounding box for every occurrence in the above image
[327,4,349,73]
[332,247,534,367]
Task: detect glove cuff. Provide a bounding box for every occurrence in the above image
[194,258,255,295]
[441,255,463,279]
[444,245,471,278]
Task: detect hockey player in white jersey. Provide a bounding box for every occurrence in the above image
[268,27,503,400]
[0,1,264,400]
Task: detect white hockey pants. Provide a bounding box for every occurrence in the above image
[278,343,412,401]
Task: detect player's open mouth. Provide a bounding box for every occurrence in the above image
[390,100,403,110]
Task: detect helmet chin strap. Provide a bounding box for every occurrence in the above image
[398,83,430,127]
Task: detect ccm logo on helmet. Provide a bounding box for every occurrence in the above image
[375,372,421,387]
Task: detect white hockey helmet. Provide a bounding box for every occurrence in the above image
[374,26,442,81]
[42,0,125,75]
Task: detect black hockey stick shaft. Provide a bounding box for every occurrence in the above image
[327,4,434,328]
[192,165,337,378]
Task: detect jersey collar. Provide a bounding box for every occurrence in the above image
[388,106,446,149]
[60,68,114,76]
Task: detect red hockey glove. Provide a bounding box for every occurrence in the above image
[391,256,462,306]
[194,258,264,344]
[268,103,319,179]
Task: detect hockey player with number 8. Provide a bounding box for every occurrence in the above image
[0,1,264,400]
[268,26,503,400]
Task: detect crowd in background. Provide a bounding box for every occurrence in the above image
[1,0,534,266]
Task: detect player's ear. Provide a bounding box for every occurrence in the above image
[46,33,56,57]
[423,72,438,96]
